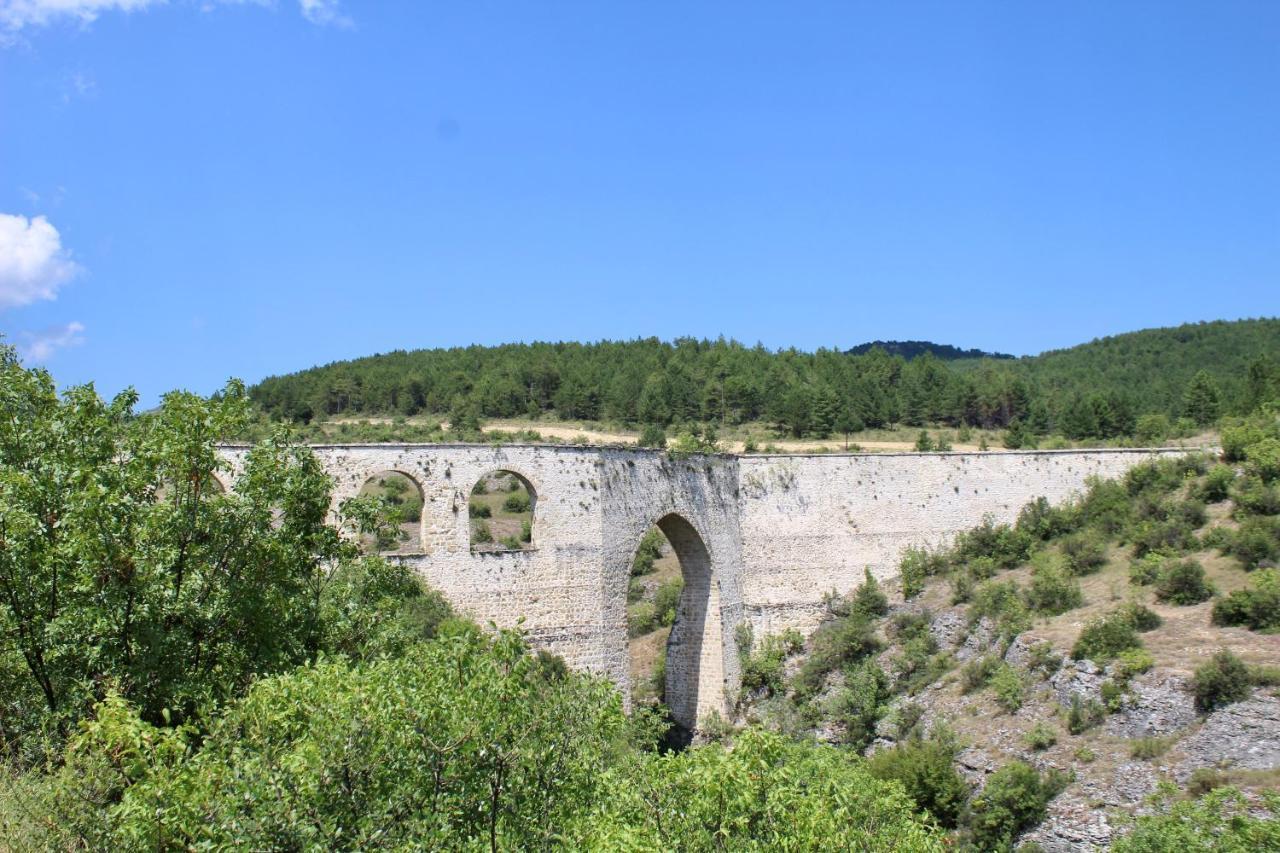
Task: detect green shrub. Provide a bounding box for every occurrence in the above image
[1061,532,1108,575]
[1153,558,1216,605]
[1212,568,1280,631]
[502,492,531,513]
[1017,496,1080,541]
[1223,516,1280,569]
[1232,476,1280,517]
[953,517,1033,571]
[1067,695,1106,734]
[828,659,891,749]
[867,728,969,829]
[637,424,666,448]
[950,569,975,604]
[1027,642,1063,679]
[652,579,683,627]
[739,631,804,698]
[630,528,663,576]
[1129,735,1175,760]
[1072,611,1142,662]
[1191,650,1252,713]
[1074,746,1096,762]
[1100,679,1127,713]
[795,613,881,699]
[468,501,491,518]
[627,577,645,604]
[1114,648,1155,681]
[1130,516,1199,559]
[471,520,493,543]
[627,601,658,637]
[1196,464,1235,503]
[1118,601,1163,632]
[990,664,1025,713]
[962,761,1068,851]
[1080,478,1133,535]
[852,568,889,618]
[970,579,1031,639]
[900,546,946,599]
[1023,722,1057,751]
[1024,558,1084,615]
[1113,785,1280,852]
[960,655,1000,694]
[1246,437,1280,483]
[520,519,532,542]
[1128,553,1165,586]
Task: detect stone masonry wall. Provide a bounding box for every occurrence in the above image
[217,444,1187,729]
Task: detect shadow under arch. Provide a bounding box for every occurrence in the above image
[652,512,725,742]
[468,469,537,553]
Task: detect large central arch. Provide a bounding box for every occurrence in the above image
[652,513,726,735]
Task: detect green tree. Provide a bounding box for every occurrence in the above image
[1182,369,1222,426]
[0,348,393,747]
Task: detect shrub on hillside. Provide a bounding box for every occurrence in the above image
[969,579,1031,639]
[1067,695,1107,734]
[637,424,666,449]
[1072,611,1142,662]
[1128,553,1166,586]
[1222,516,1280,569]
[962,761,1068,851]
[468,501,491,518]
[828,659,891,750]
[1024,558,1084,615]
[1196,464,1236,503]
[794,613,881,699]
[899,546,947,599]
[1153,558,1215,605]
[1232,476,1280,517]
[1112,785,1280,853]
[502,492,531,513]
[1024,721,1057,751]
[960,655,1000,694]
[652,579,683,627]
[1080,478,1133,536]
[1061,531,1108,575]
[739,630,804,698]
[627,601,658,638]
[1016,496,1081,542]
[1119,601,1164,632]
[852,568,889,618]
[1212,568,1280,632]
[1191,650,1252,713]
[867,728,969,829]
[952,517,1033,571]
[990,664,1025,713]
[1246,437,1280,483]
[630,528,663,576]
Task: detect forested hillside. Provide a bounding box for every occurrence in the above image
[249,319,1280,442]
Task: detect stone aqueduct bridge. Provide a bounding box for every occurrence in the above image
[217,444,1182,730]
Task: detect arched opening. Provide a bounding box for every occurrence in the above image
[626,513,724,741]
[357,471,424,554]
[469,470,536,553]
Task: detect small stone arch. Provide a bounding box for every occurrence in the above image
[627,512,726,739]
[468,469,537,553]
[357,470,425,554]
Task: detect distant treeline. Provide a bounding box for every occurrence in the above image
[845,340,1015,360]
[249,319,1280,440]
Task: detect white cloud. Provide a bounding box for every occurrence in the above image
[17,320,85,361]
[0,0,349,33]
[0,213,81,310]
[0,0,164,32]
[297,0,348,28]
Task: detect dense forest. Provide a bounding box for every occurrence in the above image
[249,319,1280,441]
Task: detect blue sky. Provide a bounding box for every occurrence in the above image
[2,1,1277,405]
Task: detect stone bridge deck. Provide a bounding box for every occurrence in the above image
[216,443,1187,730]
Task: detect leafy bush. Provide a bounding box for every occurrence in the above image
[828,659,891,749]
[962,761,1068,851]
[1222,516,1280,569]
[1128,553,1165,586]
[1080,477,1133,535]
[1191,650,1252,713]
[739,631,803,698]
[852,568,889,617]
[1067,695,1106,734]
[637,424,666,448]
[1130,515,1199,559]
[652,579,684,627]
[795,613,881,699]
[1113,785,1280,852]
[970,579,1031,639]
[627,601,658,637]
[1024,557,1084,615]
[502,492,532,513]
[952,517,1033,571]
[1027,642,1063,679]
[960,655,1000,694]
[990,664,1025,713]
[1061,532,1108,575]
[1246,437,1280,483]
[1024,722,1057,751]
[1212,568,1280,631]
[1232,476,1280,517]
[630,528,664,576]
[1195,464,1235,503]
[1017,496,1080,542]
[1072,611,1142,662]
[1114,648,1155,681]
[468,500,492,518]
[867,728,969,829]
[471,519,493,543]
[1118,601,1163,632]
[900,546,946,599]
[1153,558,1216,605]
[1129,735,1175,760]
